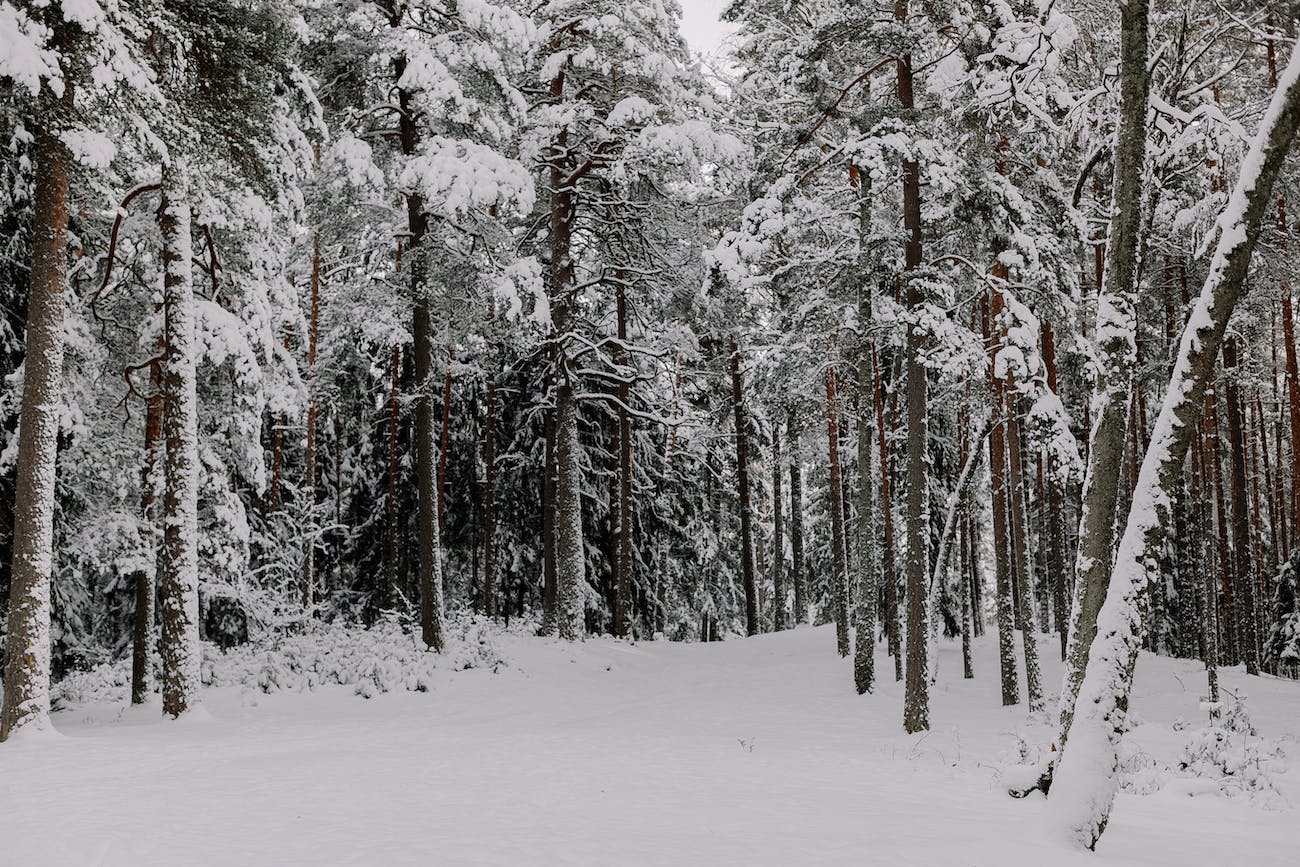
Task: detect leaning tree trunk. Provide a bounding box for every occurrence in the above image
[1049,40,1300,847]
[1058,0,1150,741]
[158,165,202,718]
[897,0,930,733]
[0,73,73,740]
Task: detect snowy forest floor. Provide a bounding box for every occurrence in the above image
[1,624,1296,866]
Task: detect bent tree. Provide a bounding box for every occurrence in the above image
[1049,33,1300,849]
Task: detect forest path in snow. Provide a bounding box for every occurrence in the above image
[0,624,1295,866]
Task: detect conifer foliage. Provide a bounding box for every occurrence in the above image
[2,0,1300,851]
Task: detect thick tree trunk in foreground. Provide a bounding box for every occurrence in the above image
[0,80,73,740]
[158,167,202,718]
[547,59,585,639]
[1058,0,1150,741]
[1049,42,1300,847]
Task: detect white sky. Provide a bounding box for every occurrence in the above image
[680,0,738,55]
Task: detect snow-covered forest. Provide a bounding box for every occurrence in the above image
[2,0,1299,862]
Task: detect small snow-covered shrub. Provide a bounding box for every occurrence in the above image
[1176,693,1285,805]
[50,614,507,707]
[52,662,133,709]
[206,614,507,697]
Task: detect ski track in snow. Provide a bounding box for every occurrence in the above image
[0,625,1294,866]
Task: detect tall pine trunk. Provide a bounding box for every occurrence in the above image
[788,413,807,625]
[482,304,498,617]
[731,338,759,636]
[897,0,930,733]
[395,52,446,652]
[0,72,73,740]
[986,287,1020,706]
[772,419,786,631]
[302,231,322,612]
[386,345,400,605]
[548,55,585,638]
[826,365,850,656]
[854,287,877,692]
[613,284,634,637]
[158,166,201,718]
[1007,381,1044,710]
[1223,339,1260,673]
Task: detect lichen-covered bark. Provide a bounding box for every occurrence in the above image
[1049,38,1300,847]
[1058,0,1150,740]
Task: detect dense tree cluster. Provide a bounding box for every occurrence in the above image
[5,0,1300,848]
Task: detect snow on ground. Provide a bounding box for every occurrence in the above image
[0,624,1295,866]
